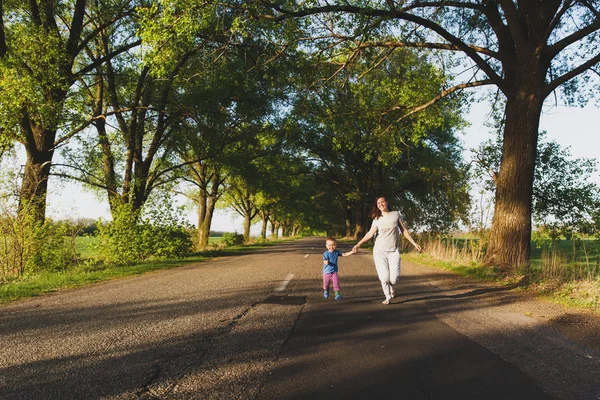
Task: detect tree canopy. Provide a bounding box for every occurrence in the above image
[1,1,599,271]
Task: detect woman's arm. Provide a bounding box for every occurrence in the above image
[399,220,422,252]
[353,223,377,252]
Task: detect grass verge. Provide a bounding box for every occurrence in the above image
[0,239,288,304]
[404,250,600,313]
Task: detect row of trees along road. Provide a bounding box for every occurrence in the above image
[245,0,600,269]
[1,1,599,270]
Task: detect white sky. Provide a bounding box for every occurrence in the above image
[33,103,600,234]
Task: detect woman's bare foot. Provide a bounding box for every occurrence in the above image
[391,288,396,298]
[382,299,391,305]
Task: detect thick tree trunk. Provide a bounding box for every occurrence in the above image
[197,195,216,250]
[196,190,208,249]
[93,79,119,214]
[484,95,543,269]
[344,204,352,238]
[18,123,56,224]
[270,220,279,238]
[353,203,365,240]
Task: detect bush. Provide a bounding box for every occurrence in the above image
[0,205,76,278]
[221,232,244,247]
[94,199,193,265]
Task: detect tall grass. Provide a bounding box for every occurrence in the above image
[415,235,485,266]
[412,235,600,309]
[533,241,600,282]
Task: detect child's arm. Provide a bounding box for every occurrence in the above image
[342,248,356,256]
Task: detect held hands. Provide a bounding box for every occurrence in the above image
[352,245,360,253]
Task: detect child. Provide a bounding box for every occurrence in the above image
[323,236,355,300]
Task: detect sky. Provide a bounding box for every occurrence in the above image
[33,102,600,235]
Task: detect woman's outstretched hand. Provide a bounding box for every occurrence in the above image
[352,245,360,253]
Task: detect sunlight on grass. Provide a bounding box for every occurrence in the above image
[0,236,288,304]
[409,236,600,311]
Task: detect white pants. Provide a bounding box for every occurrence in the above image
[373,248,401,300]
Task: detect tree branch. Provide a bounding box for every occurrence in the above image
[496,0,526,47]
[51,164,119,196]
[544,51,600,96]
[76,6,137,55]
[346,38,500,59]
[0,0,6,57]
[546,20,600,59]
[75,39,142,76]
[545,0,574,44]
[66,0,86,59]
[383,79,495,132]
[29,0,41,26]
[53,106,167,148]
[259,2,506,90]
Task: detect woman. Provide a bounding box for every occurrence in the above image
[353,196,421,304]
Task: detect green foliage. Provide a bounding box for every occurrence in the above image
[473,130,600,238]
[0,203,76,279]
[221,232,244,247]
[0,23,70,132]
[93,198,193,265]
[288,48,470,234]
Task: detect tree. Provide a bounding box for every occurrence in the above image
[59,41,199,217]
[287,48,470,237]
[251,0,600,268]
[177,30,291,247]
[0,0,140,223]
[474,130,600,239]
[222,175,259,241]
[133,1,298,246]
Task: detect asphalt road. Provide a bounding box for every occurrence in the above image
[0,238,598,399]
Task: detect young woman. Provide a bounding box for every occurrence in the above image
[353,196,421,304]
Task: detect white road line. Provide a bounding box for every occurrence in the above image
[274,273,295,292]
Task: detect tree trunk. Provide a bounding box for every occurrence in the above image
[270,220,278,238]
[353,207,365,240]
[196,189,208,249]
[484,95,543,269]
[243,213,251,241]
[197,195,216,250]
[260,213,268,239]
[344,204,352,238]
[18,123,55,224]
[93,78,119,214]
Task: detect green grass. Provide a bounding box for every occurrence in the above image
[0,236,287,304]
[74,236,99,258]
[408,236,600,312]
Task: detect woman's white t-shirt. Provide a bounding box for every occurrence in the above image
[372,211,402,252]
